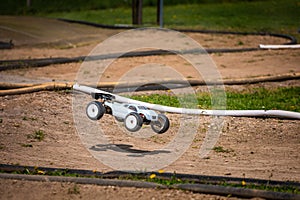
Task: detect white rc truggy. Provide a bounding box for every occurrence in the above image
[85,92,170,133]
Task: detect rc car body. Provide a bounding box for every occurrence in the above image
[85,92,170,133]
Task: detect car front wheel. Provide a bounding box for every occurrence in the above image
[124,112,143,132]
[151,114,170,134]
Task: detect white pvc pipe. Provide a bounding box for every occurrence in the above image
[259,44,300,49]
[73,83,300,120]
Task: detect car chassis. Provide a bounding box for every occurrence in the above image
[86,92,170,133]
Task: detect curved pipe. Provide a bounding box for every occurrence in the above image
[0,48,259,71]
[73,83,300,120]
[259,44,300,49]
[1,163,299,200]
[58,18,297,45]
[1,72,299,96]
[0,82,74,96]
[1,173,299,200]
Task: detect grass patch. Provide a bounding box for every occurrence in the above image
[213,146,232,153]
[37,0,300,39]
[121,173,190,186]
[27,130,45,141]
[33,130,45,141]
[226,87,299,112]
[68,184,80,195]
[221,182,300,194]
[1,1,299,40]
[130,87,300,112]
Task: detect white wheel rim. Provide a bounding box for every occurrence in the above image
[87,104,99,118]
[153,117,164,130]
[125,115,138,130]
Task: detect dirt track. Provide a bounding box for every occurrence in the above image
[0,16,299,199]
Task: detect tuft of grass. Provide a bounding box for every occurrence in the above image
[68,184,80,195]
[220,181,300,194]
[21,143,33,148]
[121,172,190,186]
[213,146,232,153]
[34,130,45,141]
[28,130,45,141]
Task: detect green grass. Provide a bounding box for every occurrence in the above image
[1,1,299,40]
[21,143,33,148]
[40,0,299,37]
[130,87,300,112]
[213,146,233,153]
[27,130,45,141]
[2,0,285,14]
[33,130,45,141]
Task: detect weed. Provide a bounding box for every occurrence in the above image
[237,41,244,45]
[68,184,80,195]
[220,181,299,194]
[150,135,166,144]
[21,143,33,148]
[213,146,232,153]
[28,130,45,141]
[147,172,189,186]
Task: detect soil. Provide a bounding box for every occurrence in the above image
[0,16,299,199]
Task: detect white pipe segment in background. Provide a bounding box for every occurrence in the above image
[73,83,300,120]
[259,44,300,49]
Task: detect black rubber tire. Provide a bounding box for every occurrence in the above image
[151,114,170,134]
[124,112,143,132]
[86,101,105,120]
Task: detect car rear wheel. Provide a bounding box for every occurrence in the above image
[151,114,170,134]
[86,101,105,120]
[124,112,143,132]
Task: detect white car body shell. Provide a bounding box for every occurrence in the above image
[104,101,158,122]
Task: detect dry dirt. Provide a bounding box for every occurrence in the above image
[0,16,299,199]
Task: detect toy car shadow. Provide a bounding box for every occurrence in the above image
[86,92,170,134]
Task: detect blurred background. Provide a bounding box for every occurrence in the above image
[1,0,299,39]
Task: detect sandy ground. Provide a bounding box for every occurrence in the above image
[0,16,299,199]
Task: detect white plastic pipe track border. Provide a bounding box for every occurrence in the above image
[259,44,300,49]
[73,83,300,120]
